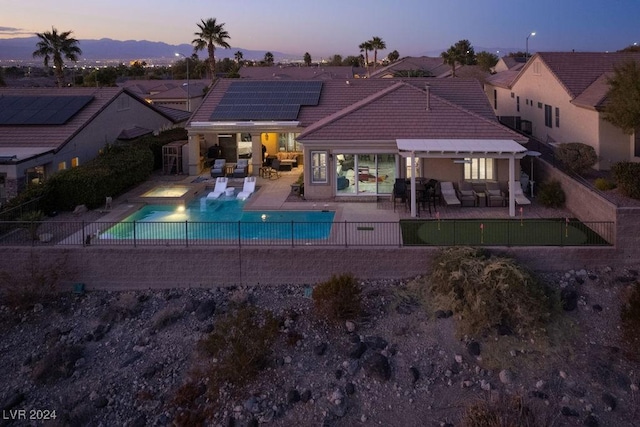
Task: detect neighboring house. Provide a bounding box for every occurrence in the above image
[485,52,640,170]
[186,78,529,216]
[0,87,183,202]
[238,66,359,80]
[492,56,527,73]
[118,79,211,112]
[369,56,451,78]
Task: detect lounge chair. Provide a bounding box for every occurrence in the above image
[237,176,257,200]
[457,181,477,207]
[440,181,461,206]
[484,182,506,207]
[233,159,249,178]
[210,159,226,178]
[206,177,228,199]
[511,184,531,205]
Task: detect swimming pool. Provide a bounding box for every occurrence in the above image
[102,196,335,240]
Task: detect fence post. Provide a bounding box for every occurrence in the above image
[82,221,86,247]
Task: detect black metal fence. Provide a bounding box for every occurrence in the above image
[0,219,614,247]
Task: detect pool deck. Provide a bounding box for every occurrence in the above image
[94,167,574,226]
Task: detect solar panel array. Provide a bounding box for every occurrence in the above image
[210,81,323,121]
[0,95,94,125]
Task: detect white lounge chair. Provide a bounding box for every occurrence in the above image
[511,184,531,205]
[206,177,228,199]
[440,181,461,206]
[237,176,256,200]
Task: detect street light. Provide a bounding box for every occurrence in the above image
[526,32,536,60]
[175,53,190,112]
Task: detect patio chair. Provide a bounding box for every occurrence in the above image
[511,184,531,205]
[206,177,228,199]
[457,181,477,207]
[392,178,407,211]
[237,176,257,200]
[266,159,281,179]
[440,181,461,206]
[233,159,249,178]
[210,159,226,178]
[484,182,506,207]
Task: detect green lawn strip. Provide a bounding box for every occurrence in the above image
[400,218,609,246]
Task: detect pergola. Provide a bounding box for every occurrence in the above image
[396,139,528,217]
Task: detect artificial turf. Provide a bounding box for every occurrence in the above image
[400,218,611,246]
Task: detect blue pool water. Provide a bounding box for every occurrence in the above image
[103,196,335,240]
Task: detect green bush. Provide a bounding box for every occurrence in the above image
[537,180,566,208]
[312,273,362,323]
[594,177,617,191]
[429,247,551,338]
[554,142,597,174]
[612,161,640,199]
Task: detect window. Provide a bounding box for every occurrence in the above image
[464,158,495,180]
[537,102,542,109]
[58,161,67,171]
[544,104,552,128]
[516,96,520,112]
[510,92,514,98]
[493,90,497,109]
[555,107,560,127]
[71,157,80,168]
[310,151,328,183]
[278,133,300,152]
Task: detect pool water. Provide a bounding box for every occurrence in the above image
[103,196,335,240]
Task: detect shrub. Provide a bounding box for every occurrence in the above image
[612,161,640,199]
[32,344,84,384]
[429,247,551,338]
[594,177,616,191]
[17,210,44,240]
[620,283,640,362]
[312,273,362,323]
[199,306,278,396]
[554,142,597,174]
[537,180,566,208]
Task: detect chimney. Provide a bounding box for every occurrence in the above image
[425,84,431,111]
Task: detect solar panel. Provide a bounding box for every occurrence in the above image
[0,95,94,125]
[210,81,322,121]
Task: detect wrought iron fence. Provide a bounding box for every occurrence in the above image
[0,219,614,247]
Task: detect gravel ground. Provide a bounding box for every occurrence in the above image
[1,265,639,427]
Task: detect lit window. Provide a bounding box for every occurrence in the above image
[58,161,67,171]
[71,157,80,167]
[310,151,328,183]
[464,158,495,180]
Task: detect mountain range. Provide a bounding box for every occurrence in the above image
[0,37,293,64]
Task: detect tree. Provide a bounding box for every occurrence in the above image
[603,60,640,134]
[618,44,640,53]
[508,51,528,58]
[303,52,312,66]
[192,18,231,81]
[440,39,476,77]
[476,51,499,72]
[369,36,386,73]
[234,50,244,65]
[359,41,373,76]
[32,27,82,87]
[387,50,400,63]
[263,52,274,66]
[343,56,361,67]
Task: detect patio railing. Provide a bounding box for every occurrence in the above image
[0,219,614,247]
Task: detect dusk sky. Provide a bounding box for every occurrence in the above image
[2,0,639,58]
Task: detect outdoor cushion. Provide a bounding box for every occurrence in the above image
[459,190,474,196]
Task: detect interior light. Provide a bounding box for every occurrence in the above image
[177,206,185,212]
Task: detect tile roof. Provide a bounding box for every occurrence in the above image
[238,66,356,80]
[485,70,520,88]
[0,87,177,154]
[189,78,500,128]
[369,56,450,78]
[297,81,527,143]
[526,52,640,99]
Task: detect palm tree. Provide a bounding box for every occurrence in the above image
[234,50,244,65]
[264,52,274,66]
[369,36,386,73]
[32,27,82,87]
[303,52,312,66]
[192,18,231,81]
[359,41,373,76]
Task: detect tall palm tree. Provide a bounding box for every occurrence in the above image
[359,41,373,76]
[192,18,231,81]
[32,27,82,87]
[369,36,386,73]
[441,46,459,77]
[234,50,244,65]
